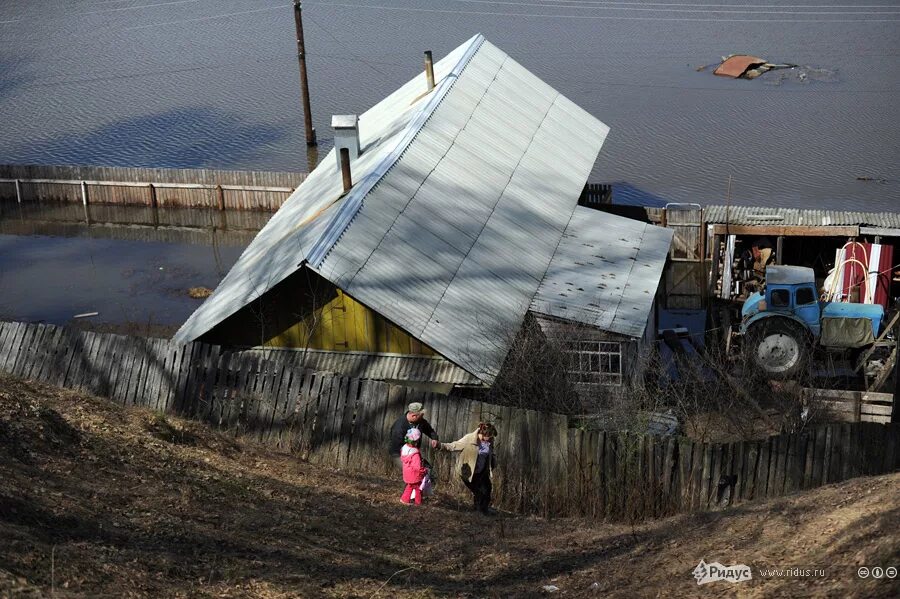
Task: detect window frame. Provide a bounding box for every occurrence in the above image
[561,339,623,386]
[770,288,791,308]
[795,286,816,306]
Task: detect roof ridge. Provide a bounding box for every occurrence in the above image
[305,33,486,268]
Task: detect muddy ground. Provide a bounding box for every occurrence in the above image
[1,374,897,598]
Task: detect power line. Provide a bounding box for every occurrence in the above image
[307,1,900,22]
[124,3,289,31]
[533,0,898,6]
[76,0,209,17]
[6,53,410,91]
[303,10,390,77]
[450,0,900,15]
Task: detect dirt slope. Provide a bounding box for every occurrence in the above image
[1,374,898,598]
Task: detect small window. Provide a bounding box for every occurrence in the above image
[796,287,816,306]
[771,289,790,307]
[560,339,623,386]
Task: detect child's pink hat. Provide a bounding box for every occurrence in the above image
[405,428,421,441]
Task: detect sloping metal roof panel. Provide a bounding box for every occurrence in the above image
[703,206,900,228]
[531,207,673,339]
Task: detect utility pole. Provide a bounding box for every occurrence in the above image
[293,0,317,146]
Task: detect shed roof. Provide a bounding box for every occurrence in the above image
[703,206,900,229]
[530,207,673,339]
[174,34,610,384]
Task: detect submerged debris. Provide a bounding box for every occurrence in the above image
[187,286,213,299]
[714,54,797,79]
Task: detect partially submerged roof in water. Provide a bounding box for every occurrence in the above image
[174,34,610,384]
[714,55,767,78]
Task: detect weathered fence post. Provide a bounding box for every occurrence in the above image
[216,184,225,211]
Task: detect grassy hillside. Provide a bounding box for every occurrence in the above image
[1,374,897,598]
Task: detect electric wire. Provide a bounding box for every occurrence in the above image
[306,1,900,22]
[448,0,900,15]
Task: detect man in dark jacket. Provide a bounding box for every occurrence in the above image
[388,402,439,467]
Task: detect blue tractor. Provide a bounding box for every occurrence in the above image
[740,266,884,379]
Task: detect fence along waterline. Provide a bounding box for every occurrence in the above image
[0,320,897,520]
[0,164,307,212]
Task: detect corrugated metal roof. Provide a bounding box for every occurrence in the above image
[241,348,481,385]
[174,34,610,386]
[703,206,900,228]
[530,207,673,339]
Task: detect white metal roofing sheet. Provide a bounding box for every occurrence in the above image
[531,207,673,338]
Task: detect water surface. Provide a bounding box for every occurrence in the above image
[0,0,897,209]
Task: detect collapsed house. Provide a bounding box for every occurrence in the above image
[173,34,673,395]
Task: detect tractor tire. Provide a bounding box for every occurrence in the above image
[745,319,810,380]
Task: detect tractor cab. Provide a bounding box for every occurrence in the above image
[739,265,885,379]
[741,266,822,338]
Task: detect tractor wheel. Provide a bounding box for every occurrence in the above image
[745,319,810,380]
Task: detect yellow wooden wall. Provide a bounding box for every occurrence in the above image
[264,286,435,355]
[203,267,435,356]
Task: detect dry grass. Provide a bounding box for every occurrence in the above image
[1,374,897,598]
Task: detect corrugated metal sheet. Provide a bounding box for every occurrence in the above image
[703,206,900,228]
[242,348,481,385]
[175,34,610,386]
[530,207,673,339]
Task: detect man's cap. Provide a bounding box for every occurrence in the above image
[407,402,425,415]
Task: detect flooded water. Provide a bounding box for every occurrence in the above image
[0,200,251,330]
[0,1,898,328]
[0,0,898,209]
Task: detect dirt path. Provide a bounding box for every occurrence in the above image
[1,374,897,598]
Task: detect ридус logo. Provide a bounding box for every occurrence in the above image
[693,559,753,585]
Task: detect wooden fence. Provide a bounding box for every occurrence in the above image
[1,320,898,521]
[0,198,270,247]
[803,388,894,424]
[0,164,306,212]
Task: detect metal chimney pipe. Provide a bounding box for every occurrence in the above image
[424,50,435,91]
[340,148,353,192]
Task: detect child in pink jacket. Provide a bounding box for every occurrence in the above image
[400,428,427,505]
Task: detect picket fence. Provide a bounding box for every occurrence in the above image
[1,321,898,520]
[0,164,305,212]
